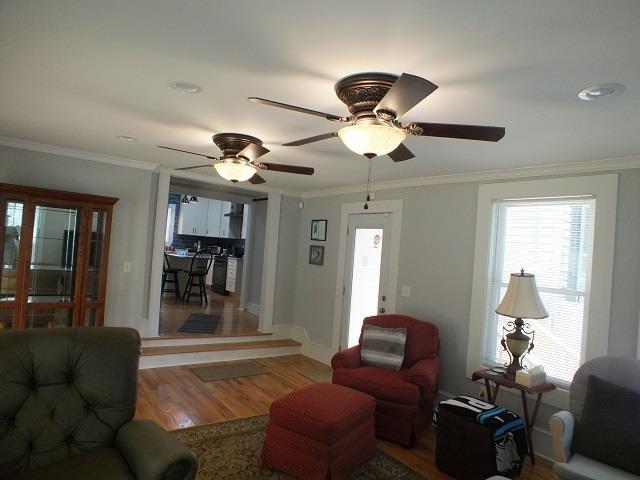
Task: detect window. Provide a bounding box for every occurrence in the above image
[468,175,617,401]
[482,198,595,386]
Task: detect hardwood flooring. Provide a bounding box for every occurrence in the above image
[158,293,259,336]
[135,355,556,479]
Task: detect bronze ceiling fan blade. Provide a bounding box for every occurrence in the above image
[174,164,213,171]
[387,143,415,162]
[157,145,217,159]
[374,73,438,118]
[237,143,270,161]
[248,173,267,184]
[412,122,505,141]
[248,97,344,122]
[261,162,315,175]
[283,132,339,146]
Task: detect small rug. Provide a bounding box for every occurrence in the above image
[191,361,267,382]
[302,367,333,383]
[172,415,425,479]
[178,314,220,334]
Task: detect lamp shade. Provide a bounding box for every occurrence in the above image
[495,271,548,319]
[214,160,257,182]
[338,124,406,157]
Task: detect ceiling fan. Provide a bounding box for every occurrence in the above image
[248,72,505,160]
[158,133,314,184]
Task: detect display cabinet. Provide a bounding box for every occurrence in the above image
[0,184,118,329]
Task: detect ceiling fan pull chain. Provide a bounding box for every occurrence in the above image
[364,156,373,209]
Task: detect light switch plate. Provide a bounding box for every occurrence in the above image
[401,285,411,297]
[123,261,132,273]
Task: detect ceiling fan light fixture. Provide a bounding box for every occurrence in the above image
[338,124,406,157]
[214,160,257,182]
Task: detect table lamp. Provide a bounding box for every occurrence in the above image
[495,269,548,379]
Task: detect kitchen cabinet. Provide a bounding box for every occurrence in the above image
[219,201,231,238]
[225,257,243,294]
[0,183,117,329]
[177,200,208,236]
[205,199,221,237]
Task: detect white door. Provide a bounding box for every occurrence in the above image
[206,199,222,237]
[341,213,394,348]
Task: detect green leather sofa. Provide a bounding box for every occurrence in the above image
[0,327,198,480]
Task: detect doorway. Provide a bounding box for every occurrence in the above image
[341,213,394,348]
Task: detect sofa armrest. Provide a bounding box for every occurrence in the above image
[116,419,197,480]
[405,356,440,401]
[549,410,574,463]
[331,345,361,369]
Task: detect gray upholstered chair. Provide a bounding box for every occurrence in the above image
[0,328,197,480]
[549,356,640,480]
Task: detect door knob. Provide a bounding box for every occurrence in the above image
[378,307,386,313]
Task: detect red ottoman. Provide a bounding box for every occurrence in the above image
[262,382,377,480]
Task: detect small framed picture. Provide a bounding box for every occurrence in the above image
[309,245,325,266]
[310,219,327,241]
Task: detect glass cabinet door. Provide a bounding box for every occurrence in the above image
[0,200,23,328]
[86,210,107,302]
[27,204,80,327]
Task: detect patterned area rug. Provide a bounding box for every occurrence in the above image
[171,415,425,479]
[178,314,220,334]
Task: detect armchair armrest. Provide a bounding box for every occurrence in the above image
[331,345,361,369]
[405,356,440,401]
[549,410,574,463]
[116,419,197,480]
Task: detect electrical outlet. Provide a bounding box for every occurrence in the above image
[123,261,132,273]
[400,285,411,297]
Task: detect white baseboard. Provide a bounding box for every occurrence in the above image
[246,302,260,315]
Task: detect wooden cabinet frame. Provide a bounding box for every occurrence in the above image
[0,184,117,329]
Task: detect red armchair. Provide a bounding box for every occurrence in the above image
[331,314,440,446]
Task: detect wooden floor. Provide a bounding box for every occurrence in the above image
[158,293,259,336]
[135,354,556,479]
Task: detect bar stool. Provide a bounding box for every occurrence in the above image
[161,253,181,300]
[184,250,213,305]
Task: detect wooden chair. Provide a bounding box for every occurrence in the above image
[183,250,213,305]
[161,253,182,300]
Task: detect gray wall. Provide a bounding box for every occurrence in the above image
[0,145,157,331]
[288,168,640,456]
[247,200,267,309]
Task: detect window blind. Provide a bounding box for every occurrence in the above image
[481,197,596,387]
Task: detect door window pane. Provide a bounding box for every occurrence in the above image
[86,210,106,301]
[29,205,80,302]
[0,310,12,329]
[347,228,383,347]
[1,201,23,301]
[26,308,73,328]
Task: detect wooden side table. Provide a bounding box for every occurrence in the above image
[472,369,555,465]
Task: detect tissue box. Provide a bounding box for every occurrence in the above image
[515,369,546,387]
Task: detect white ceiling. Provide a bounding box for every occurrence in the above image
[1,0,639,193]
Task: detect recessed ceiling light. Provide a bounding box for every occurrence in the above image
[578,83,625,101]
[116,135,138,142]
[167,80,202,94]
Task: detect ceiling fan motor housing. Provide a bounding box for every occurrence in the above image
[335,72,399,116]
[212,132,262,158]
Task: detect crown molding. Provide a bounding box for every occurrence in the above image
[299,155,640,198]
[0,135,160,171]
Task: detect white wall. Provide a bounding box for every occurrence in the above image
[287,168,640,457]
[247,200,267,310]
[0,145,157,332]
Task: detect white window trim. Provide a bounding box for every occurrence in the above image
[467,174,618,409]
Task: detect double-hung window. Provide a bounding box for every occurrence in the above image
[468,175,617,396]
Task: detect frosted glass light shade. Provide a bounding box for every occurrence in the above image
[214,161,257,182]
[496,272,548,319]
[338,124,406,157]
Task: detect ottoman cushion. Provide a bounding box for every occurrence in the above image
[269,382,375,444]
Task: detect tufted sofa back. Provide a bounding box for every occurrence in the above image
[359,314,439,367]
[0,327,141,476]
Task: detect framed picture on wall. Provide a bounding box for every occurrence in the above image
[309,245,325,266]
[310,219,327,241]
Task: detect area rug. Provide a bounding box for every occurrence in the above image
[171,415,425,479]
[191,361,267,382]
[178,314,220,334]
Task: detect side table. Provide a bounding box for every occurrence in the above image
[472,369,555,465]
